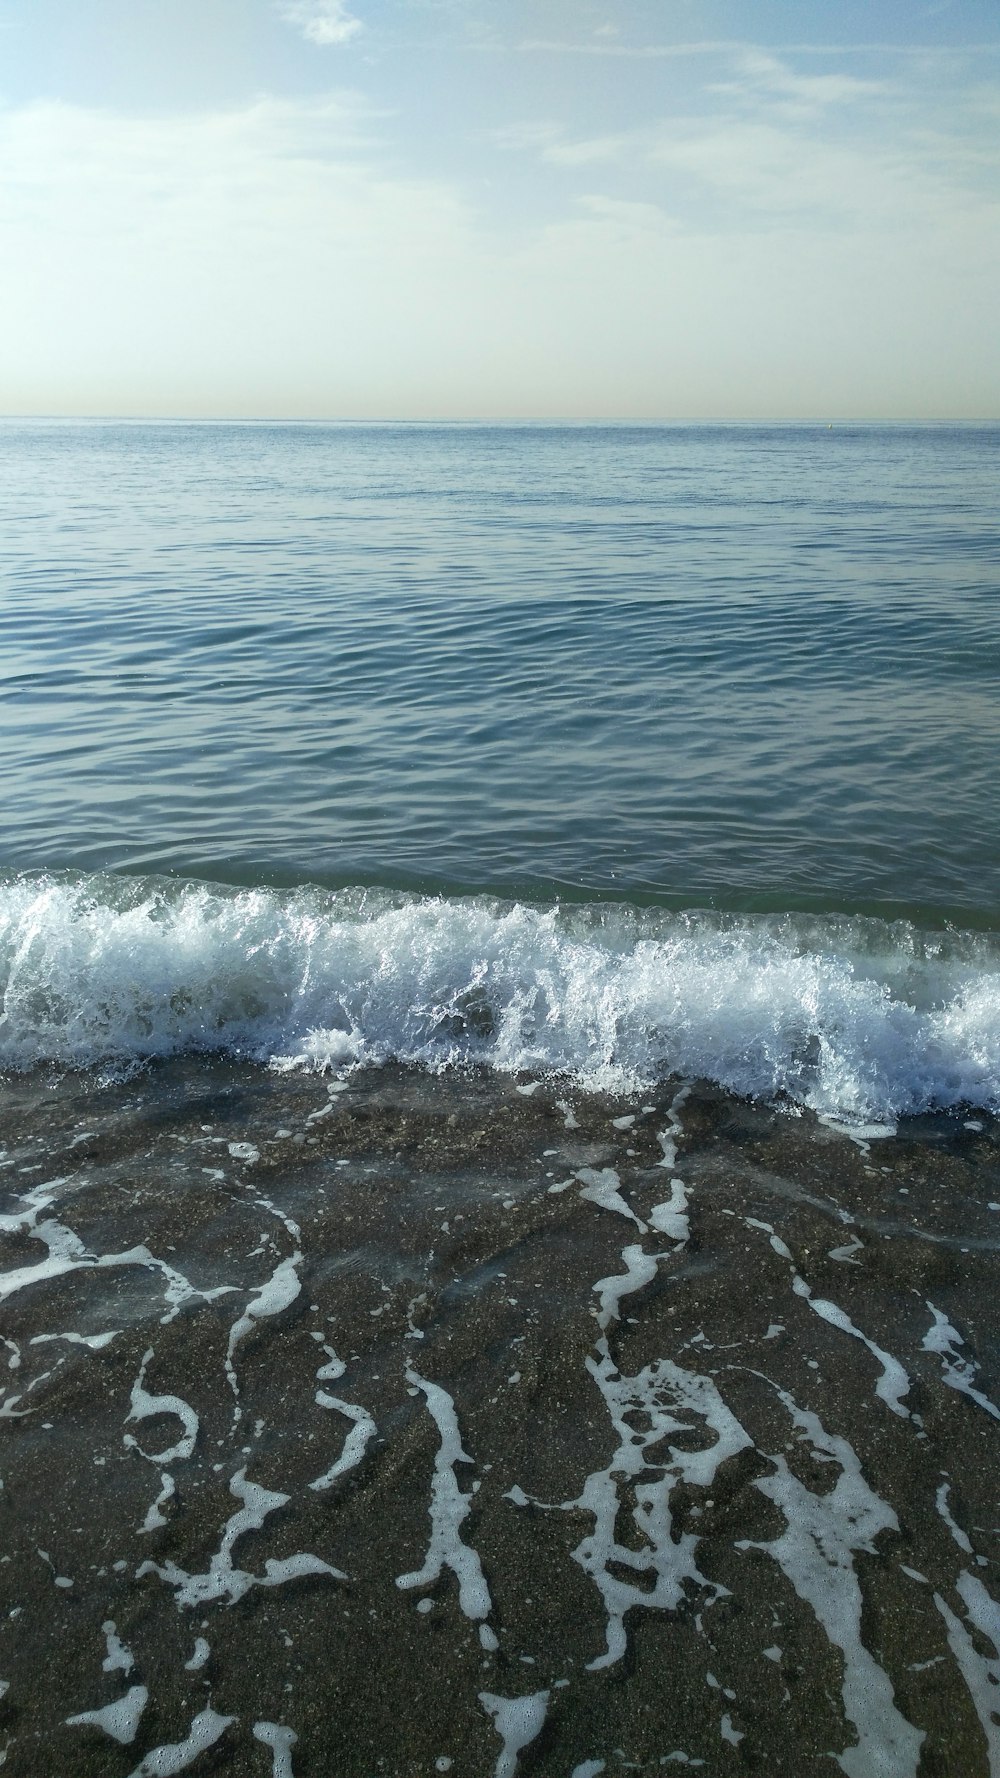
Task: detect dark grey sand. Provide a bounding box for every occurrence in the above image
[1,1060,999,1776]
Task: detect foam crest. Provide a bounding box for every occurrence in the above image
[2,874,999,1123]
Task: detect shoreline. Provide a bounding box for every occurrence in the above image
[1,1058,999,1774]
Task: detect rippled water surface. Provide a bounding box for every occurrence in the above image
[4,420,997,920]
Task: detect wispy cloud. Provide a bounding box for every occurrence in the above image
[278,1,363,47]
[709,49,888,114]
[518,35,1000,61]
[544,132,628,167]
[1,26,997,420]
[495,35,1000,237]
[518,38,745,60]
[490,120,562,154]
[491,120,627,168]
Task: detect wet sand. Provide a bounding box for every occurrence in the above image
[1,1059,999,1776]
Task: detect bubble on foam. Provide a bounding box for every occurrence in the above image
[101,1621,134,1676]
[126,1707,235,1776]
[252,1721,298,1778]
[2,875,1000,1124]
[67,1685,148,1745]
[477,1690,549,1778]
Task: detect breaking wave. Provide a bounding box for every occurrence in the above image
[1,873,999,1125]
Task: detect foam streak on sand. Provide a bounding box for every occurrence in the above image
[922,1305,1000,1422]
[0,1180,233,1323]
[524,1090,752,1673]
[138,1467,345,1608]
[124,1348,199,1465]
[740,1381,924,1778]
[396,1367,494,1637]
[224,1189,304,1417]
[66,1685,149,1747]
[478,1691,550,1778]
[745,1218,912,1418]
[126,1709,236,1777]
[935,1575,1000,1775]
[252,1721,298,1778]
[571,1345,750,1670]
[309,1346,377,1493]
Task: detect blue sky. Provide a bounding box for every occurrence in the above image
[2,0,998,417]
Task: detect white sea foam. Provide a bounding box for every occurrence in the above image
[139,1466,345,1607]
[396,1366,493,1628]
[2,876,999,1123]
[67,1684,149,1746]
[935,1573,1000,1771]
[478,1691,549,1778]
[741,1381,925,1778]
[126,1708,235,1776]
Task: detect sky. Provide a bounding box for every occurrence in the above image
[1,0,998,419]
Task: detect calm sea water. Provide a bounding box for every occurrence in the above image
[2,419,998,1116]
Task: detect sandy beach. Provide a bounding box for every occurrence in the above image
[1,1060,998,1775]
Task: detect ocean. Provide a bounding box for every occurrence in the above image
[2,421,999,1776]
[3,419,999,1123]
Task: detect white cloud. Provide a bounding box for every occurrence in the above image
[0,71,997,419]
[544,132,628,167]
[710,49,888,114]
[490,120,562,153]
[278,1,363,47]
[496,42,1000,235]
[518,37,745,60]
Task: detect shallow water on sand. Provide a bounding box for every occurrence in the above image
[1,1061,1000,1775]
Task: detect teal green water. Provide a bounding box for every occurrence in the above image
[4,420,997,924]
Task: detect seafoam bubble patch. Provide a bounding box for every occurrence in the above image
[2,874,1000,1123]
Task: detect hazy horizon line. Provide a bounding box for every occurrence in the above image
[3,412,998,427]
